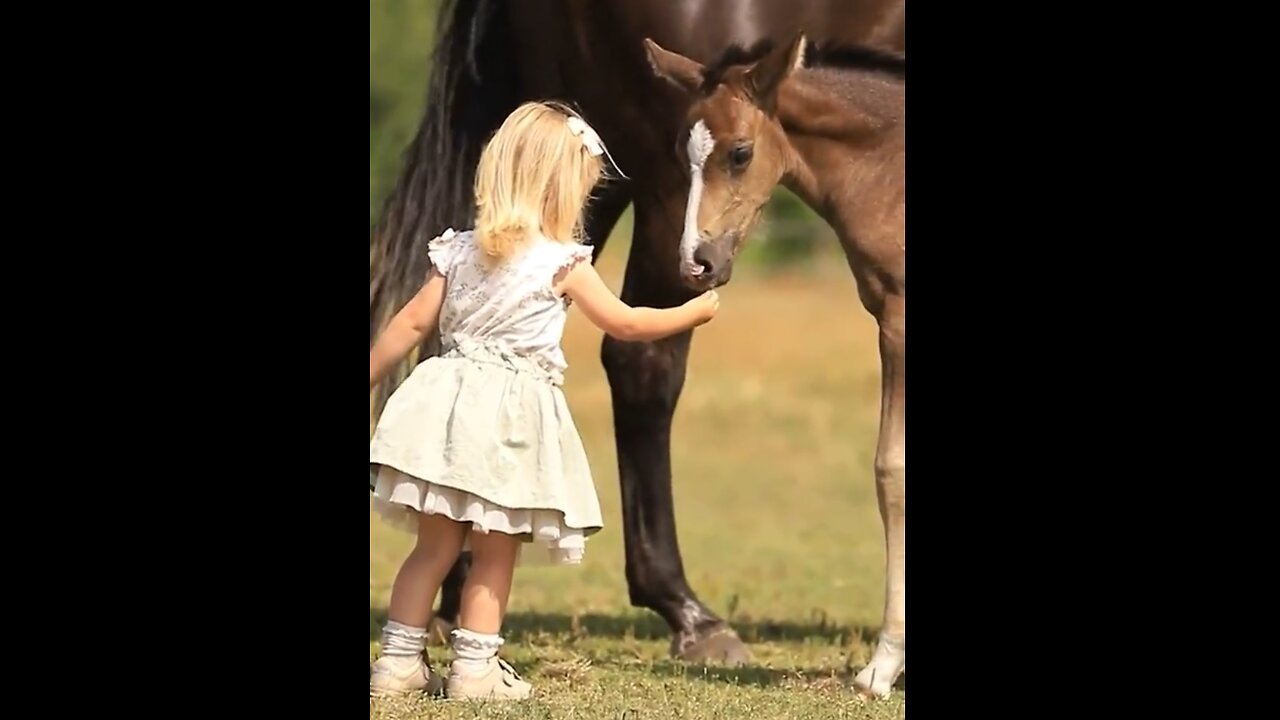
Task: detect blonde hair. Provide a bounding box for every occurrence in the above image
[473,101,606,264]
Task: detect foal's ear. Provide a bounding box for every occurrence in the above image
[644,38,705,95]
[745,33,806,112]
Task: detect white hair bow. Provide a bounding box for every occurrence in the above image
[567,115,629,179]
[567,116,603,156]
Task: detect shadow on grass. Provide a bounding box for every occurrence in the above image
[650,660,846,688]
[370,607,875,646]
[647,660,906,692]
[369,606,903,692]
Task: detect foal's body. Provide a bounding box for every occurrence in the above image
[646,37,905,694]
[787,62,905,697]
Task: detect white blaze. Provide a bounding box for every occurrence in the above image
[681,120,715,276]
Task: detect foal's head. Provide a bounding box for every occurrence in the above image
[645,35,806,289]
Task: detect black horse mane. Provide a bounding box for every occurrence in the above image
[807,42,906,78]
[701,37,905,91]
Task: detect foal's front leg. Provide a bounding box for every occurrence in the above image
[854,293,906,697]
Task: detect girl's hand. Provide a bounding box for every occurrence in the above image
[685,290,719,326]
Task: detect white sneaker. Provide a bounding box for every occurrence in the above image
[446,657,533,700]
[369,654,444,698]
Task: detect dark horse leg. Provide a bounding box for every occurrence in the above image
[429,183,634,639]
[601,193,750,664]
[426,552,470,643]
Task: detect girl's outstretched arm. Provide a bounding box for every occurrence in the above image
[370,270,447,388]
[559,261,719,342]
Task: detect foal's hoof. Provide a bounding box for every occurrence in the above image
[852,635,905,697]
[427,616,455,646]
[672,626,753,666]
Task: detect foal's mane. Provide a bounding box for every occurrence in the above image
[700,38,906,93]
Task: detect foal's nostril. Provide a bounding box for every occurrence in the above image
[692,247,715,276]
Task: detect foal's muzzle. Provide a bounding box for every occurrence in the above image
[681,235,736,289]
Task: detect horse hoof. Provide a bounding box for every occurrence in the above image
[427,616,455,646]
[852,636,905,697]
[672,626,753,666]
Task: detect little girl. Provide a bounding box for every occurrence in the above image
[368,101,719,701]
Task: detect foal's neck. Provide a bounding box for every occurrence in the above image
[776,68,904,214]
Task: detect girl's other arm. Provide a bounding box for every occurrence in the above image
[369,270,447,388]
[559,262,718,342]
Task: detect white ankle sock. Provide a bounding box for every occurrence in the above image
[380,620,428,658]
[450,628,503,675]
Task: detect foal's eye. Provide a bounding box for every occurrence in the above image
[729,145,753,170]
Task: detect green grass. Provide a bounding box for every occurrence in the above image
[370,3,894,713]
[370,229,902,718]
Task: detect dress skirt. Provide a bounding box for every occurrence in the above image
[370,339,603,565]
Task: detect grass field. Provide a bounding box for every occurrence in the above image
[370,217,901,719]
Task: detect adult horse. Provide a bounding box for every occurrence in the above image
[369,0,906,695]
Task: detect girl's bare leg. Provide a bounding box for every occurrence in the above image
[388,513,469,627]
[446,530,531,700]
[458,530,520,632]
[370,512,468,698]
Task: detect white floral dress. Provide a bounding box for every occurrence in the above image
[369,229,602,564]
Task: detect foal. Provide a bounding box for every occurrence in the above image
[646,35,905,697]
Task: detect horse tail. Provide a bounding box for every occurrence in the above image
[369,0,520,418]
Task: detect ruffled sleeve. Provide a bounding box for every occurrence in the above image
[556,243,594,276]
[550,243,595,305]
[426,228,465,276]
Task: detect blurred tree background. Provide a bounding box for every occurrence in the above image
[370,0,833,269]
